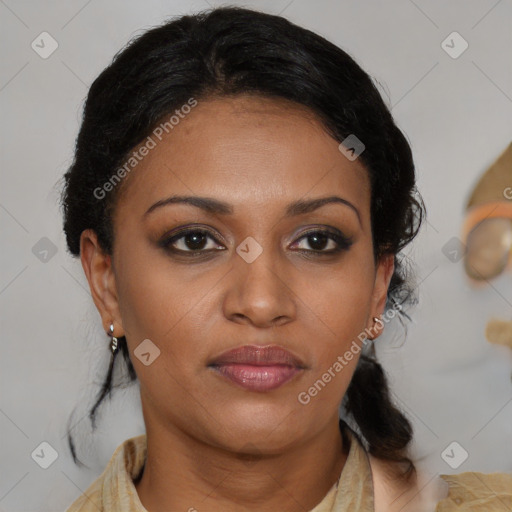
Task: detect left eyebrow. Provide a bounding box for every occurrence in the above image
[144,194,361,226]
[284,196,361,225]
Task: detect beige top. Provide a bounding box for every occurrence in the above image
[66,423,512,512]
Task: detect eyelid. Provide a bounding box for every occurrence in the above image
[290,227,353,251]
[158,226,226,251]
[160,224,225,242]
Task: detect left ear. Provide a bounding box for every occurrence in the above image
[369,253,395,327]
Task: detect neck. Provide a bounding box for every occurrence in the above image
[135,415,348,512]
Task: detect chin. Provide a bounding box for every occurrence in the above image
[210,407,305,450]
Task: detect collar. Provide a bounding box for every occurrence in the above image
[66,420,375,511]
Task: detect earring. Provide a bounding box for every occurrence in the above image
[108,323,119,355]
[366,317,382,358]
[371,316,383,340]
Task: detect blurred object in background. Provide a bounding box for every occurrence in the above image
[462,142,512,282]
[462,142,512,372]
[486,317,512,350]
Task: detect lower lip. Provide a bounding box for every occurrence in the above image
[210,364,302,391]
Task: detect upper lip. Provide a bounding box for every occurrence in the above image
[209,345,306,368]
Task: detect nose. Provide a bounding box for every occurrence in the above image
[222,248,296,328]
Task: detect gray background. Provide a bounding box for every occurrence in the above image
[1,0,511,510]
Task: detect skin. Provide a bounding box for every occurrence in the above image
[80,94,397,511]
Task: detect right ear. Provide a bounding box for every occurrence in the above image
[79,229,125,337]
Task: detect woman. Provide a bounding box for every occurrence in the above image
[61,7,510,511]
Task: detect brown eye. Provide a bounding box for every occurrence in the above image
[292,229,353,254]
[160,228,224,254]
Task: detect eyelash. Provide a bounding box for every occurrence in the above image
[158,226,353,257]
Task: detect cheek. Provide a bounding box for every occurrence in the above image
[295,270,372,409]
[114,247,222,365]
[298,253,375,385]
[304,257,375,335]
[113,248,183,340]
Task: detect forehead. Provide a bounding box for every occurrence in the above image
[113,95,371,221]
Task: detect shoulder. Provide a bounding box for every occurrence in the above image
[370,457,512,512]
[434,471,512,511]
[369,456,447,512]
[65,434,146,511]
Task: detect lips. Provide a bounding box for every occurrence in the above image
[209,345,306,367]
[208,345,306,392]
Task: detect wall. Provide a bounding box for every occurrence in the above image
[1,0,511,509]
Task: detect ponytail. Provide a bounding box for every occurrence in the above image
[343,353,416,483]
[67,336,137,466]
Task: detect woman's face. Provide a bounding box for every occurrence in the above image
[81,95,393,453]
